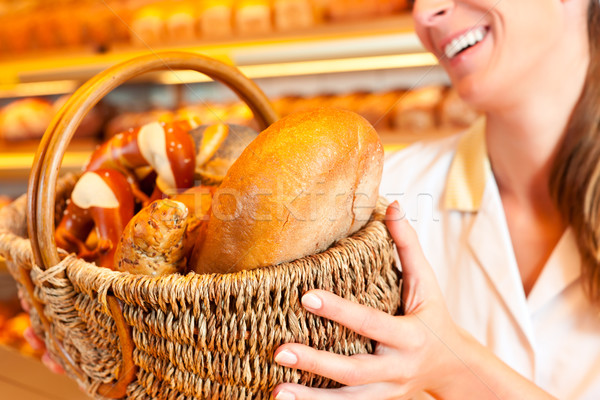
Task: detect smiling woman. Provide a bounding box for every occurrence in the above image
[272,0,600,399]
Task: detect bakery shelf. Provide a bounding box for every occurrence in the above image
[0,138,97,181]
[0,14,436,98]
[0,129,459,184]
[0,13,451,188]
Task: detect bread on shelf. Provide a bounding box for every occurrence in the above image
[0,98,54,141]
[273,0,316,31]
[234,0,273,36]
[199,0,235,38]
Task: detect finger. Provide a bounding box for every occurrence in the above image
[42,352,65,374]
[23,326,45,352]
[385,202,441,311]
[385,201,433,279]
[274,344,394,386]
[299,290,412,346]
[17,289,31,313]
[273,381,408,400]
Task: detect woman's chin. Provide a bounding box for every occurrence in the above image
[452,77,481,108]
[450,77,487,111]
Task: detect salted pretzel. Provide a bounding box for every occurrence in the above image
[85,119,198,203]
[55,169,135,268]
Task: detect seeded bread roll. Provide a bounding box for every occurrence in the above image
[190,107,384,274]
[115,199,189,276]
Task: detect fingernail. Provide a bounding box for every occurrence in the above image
[274,349,298,366]
[42,353,64,374]
[275,390,296,400]
[392,201,405,214]
[301,293,322,310]
[387,201,406,221]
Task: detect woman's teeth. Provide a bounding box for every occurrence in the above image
[444,27,487,60]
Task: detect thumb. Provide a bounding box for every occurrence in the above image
[385,201,442,313]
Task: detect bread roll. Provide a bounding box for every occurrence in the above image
[190,107,384,274]
[356,90,401,130]
[326,0,379,21]
[130,6,166,46]
[166,4,197,43]
[273,0,315,31]
[234,0,272,36]
[0,98,54,140]
[192,123,259,184]
[0,195,12,210]
[171,185,216,233]
[115,199,189,276]
[392,85,445,134]
[439,88,481,129]
[199,0,234,38]
[53,95,105,138]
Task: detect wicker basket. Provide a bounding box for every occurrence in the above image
[0,52,401,399]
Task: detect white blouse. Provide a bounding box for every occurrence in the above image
[379,119,600,399]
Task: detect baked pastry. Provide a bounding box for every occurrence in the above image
[104,109,175,139]
[199,0,234,38]
[165,2,197,43]
[326,0,379,21]
[195,123,230,167]
[130,5,166,46]
[191,123,259,184]
[0,98,54,140]
[0,196,11,209]
[439,88,481,129]
[234,0,272,36]
[273,0,316,31]
[53,95,105,138]
[56,169,135,269]
[190,107,384,274]
[114,199,189,276]
[356,90,402,131]
[392,85,445,133]
[114,184,215,276]
[171,185,216,230]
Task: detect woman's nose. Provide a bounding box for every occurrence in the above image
[412,0,454,26]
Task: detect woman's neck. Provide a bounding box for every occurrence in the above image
[486,110,564,207]
[484,61,588,208]
[483,59,588,295]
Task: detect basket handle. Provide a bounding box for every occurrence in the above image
[24,52,279,399]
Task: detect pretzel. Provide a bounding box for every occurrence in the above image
[55,169,134,268]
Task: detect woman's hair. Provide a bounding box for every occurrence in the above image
[550,0,600,305]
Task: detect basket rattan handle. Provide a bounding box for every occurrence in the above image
[24,51,279,399]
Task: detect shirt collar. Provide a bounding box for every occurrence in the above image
[444,117,490,212]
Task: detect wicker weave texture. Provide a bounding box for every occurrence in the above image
[0,176,401,399]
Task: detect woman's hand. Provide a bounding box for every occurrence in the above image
[272,202,503,400]
[18,289,65,374]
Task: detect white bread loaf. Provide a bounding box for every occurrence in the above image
[190,107,384,274]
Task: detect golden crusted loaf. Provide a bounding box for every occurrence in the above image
[190,107,384,274]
